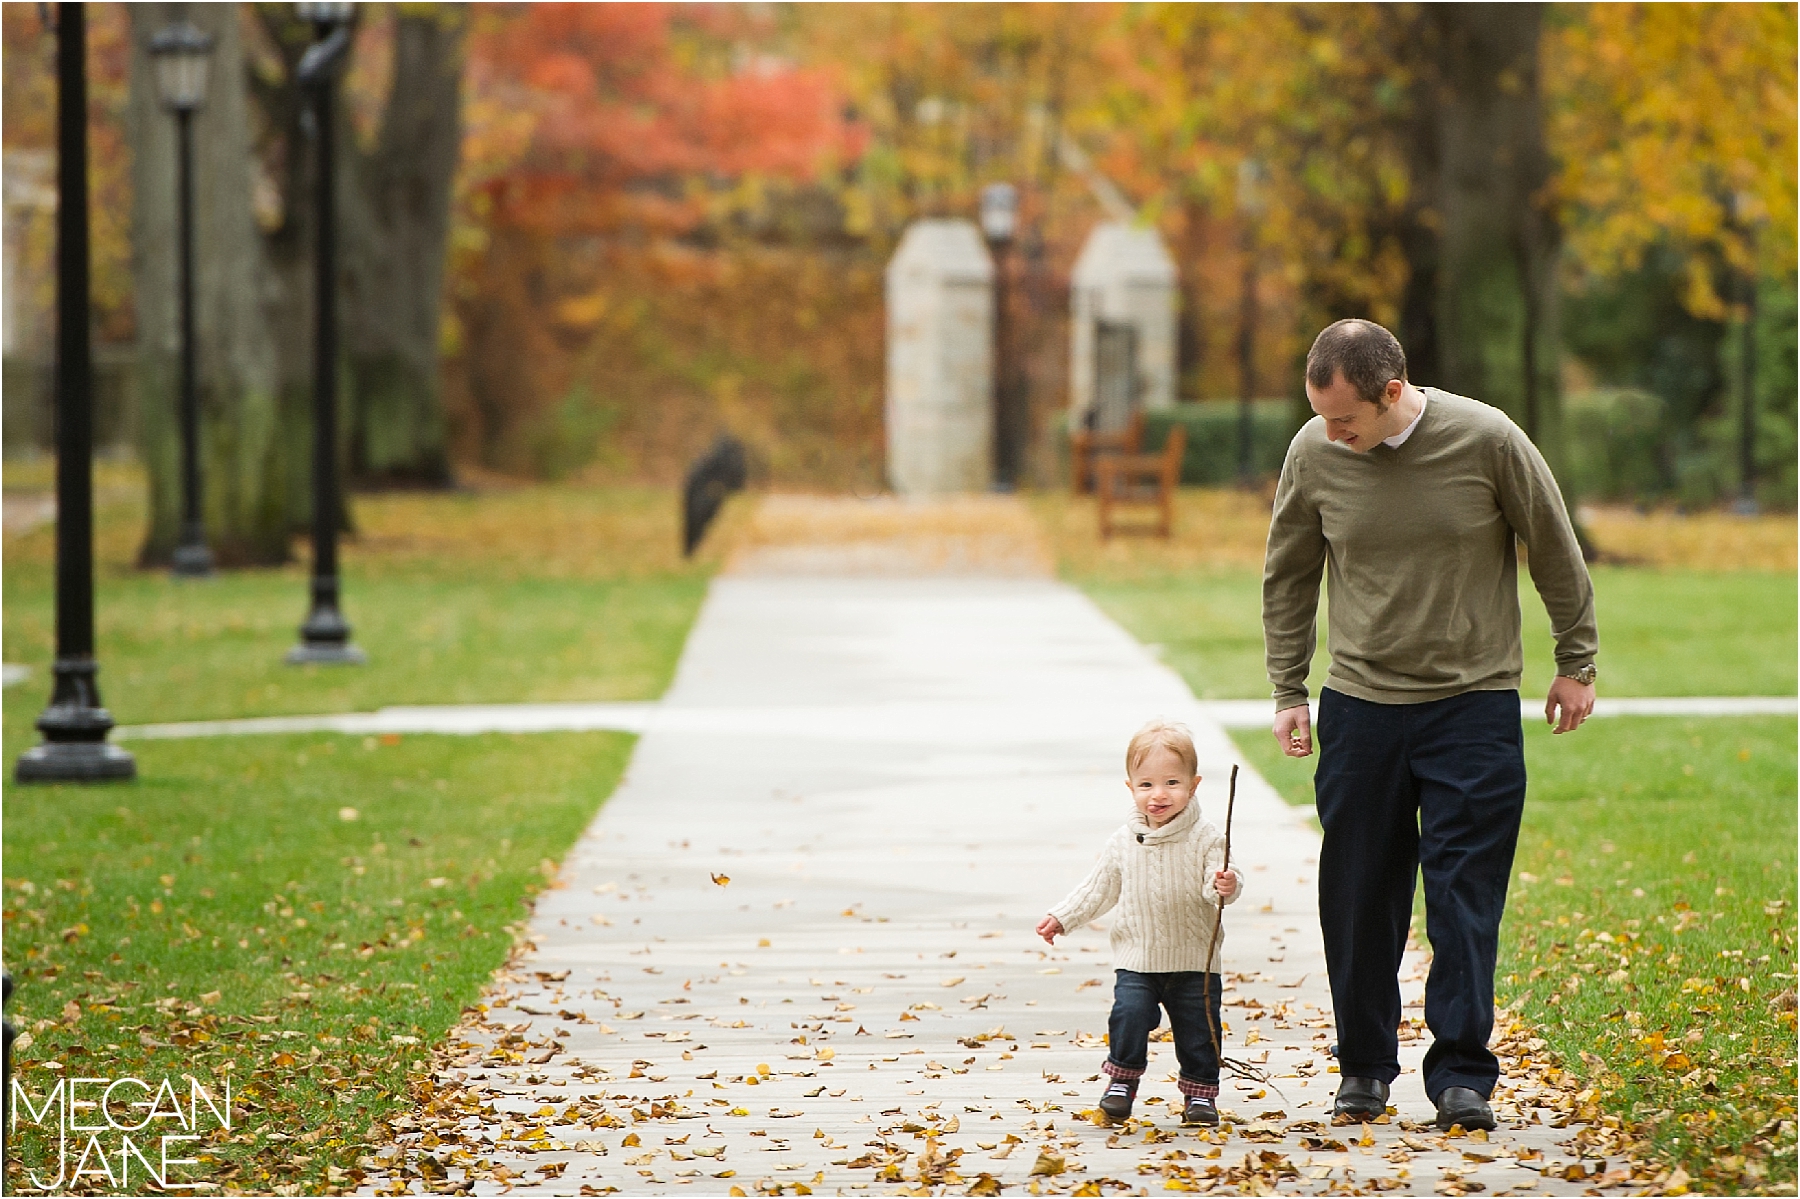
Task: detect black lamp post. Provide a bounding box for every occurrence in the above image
[15,3,136,783]
[286,2,364,666]
[150,21,215,577]
[980,182,1020,491]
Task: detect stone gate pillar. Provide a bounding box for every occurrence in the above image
[1070,223,1178,428]
[885,219,994,496]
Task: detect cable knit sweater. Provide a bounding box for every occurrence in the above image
[1047,801,1244,974]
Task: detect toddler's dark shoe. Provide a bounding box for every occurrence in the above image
[1181,1096,1219,1126]
[1097,1077,1137,1123]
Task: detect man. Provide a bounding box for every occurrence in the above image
[1262,318,1597,1132]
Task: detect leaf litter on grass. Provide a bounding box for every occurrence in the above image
[2,731,632,1197]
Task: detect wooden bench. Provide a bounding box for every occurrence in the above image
[1096,424,1186,539]
[1070,409,1146,495]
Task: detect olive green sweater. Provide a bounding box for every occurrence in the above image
[1263,388,1597,711]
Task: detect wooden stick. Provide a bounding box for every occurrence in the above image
[1201,768,1239,1063]
[1203,764,1287,1101]
[1221,764,1238,872]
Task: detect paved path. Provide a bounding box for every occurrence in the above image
[112,695,1798,741]
[367,566,1637,1196]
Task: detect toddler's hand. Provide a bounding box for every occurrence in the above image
[1035,914,1064,945]
[1214,870,1238,900]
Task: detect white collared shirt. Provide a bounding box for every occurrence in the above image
[1384,389,1428,448]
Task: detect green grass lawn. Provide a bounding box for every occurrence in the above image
[4,573,705,731]
[1520,568,1797,699]
[3,730,632,1195]
[1080,570,1326,700]
[2,478,725,1194]
[1082,567,1796,701]
[1233,716,1799,1192]
[3,484,728,736]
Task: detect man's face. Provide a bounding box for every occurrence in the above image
[1307,371,1399,453]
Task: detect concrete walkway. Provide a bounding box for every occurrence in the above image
[112,694,1798,741]
[367,565,1636,1196]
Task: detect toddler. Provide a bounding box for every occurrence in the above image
[1037,718,1243,1125]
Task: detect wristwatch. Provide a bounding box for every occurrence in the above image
[1561,663,1598,686]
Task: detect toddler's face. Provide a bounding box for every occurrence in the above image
[1126,745,1201,827]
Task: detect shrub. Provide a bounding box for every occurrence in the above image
[1144,400,1301,486]
[1565,389,1797,509]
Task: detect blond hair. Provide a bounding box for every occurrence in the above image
[1125,718,1198,779]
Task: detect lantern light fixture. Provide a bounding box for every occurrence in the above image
[979,182,1018,246]
[148,22,213,113]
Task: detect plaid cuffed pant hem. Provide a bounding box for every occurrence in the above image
[1101,1059,1144,1081]
[1177,1076,1220,1099]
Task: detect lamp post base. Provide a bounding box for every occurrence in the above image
[171,540,214,577]
[15,740,137,783]
[287,597,365,666]
[15,657,137,783]
[286,641,366,666]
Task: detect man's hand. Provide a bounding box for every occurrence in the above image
[1273,704,1313,758]
[1035,914,1064,945]
[1545,676,1595,734]
[1213,870,1238,900]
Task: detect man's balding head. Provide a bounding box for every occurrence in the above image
[1306,319,1408,408]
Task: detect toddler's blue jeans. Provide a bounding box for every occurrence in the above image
[1102,968,1223,1099]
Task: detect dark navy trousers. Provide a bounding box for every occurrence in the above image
[1314,687,1526,1102]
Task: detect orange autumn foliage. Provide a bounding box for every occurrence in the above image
[1547,3,1798,318]
[1,2,134,345]
[445,3,868,480]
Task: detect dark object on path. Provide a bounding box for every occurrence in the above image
[683,436,748,557]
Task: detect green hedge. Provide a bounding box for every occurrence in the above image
[1565,388,1797,509]
[1565,389,1671,500]
[1065,392,1795,507]
[1142,400,1300,486]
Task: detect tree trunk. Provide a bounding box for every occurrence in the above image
[1174,195,1207,402]
[131,2,295,566]
[1428,4,1567,476]
[132,4,464,565]
[1421,3,1590,554]
[1394,14,1444,388]
[340,7,464,489]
